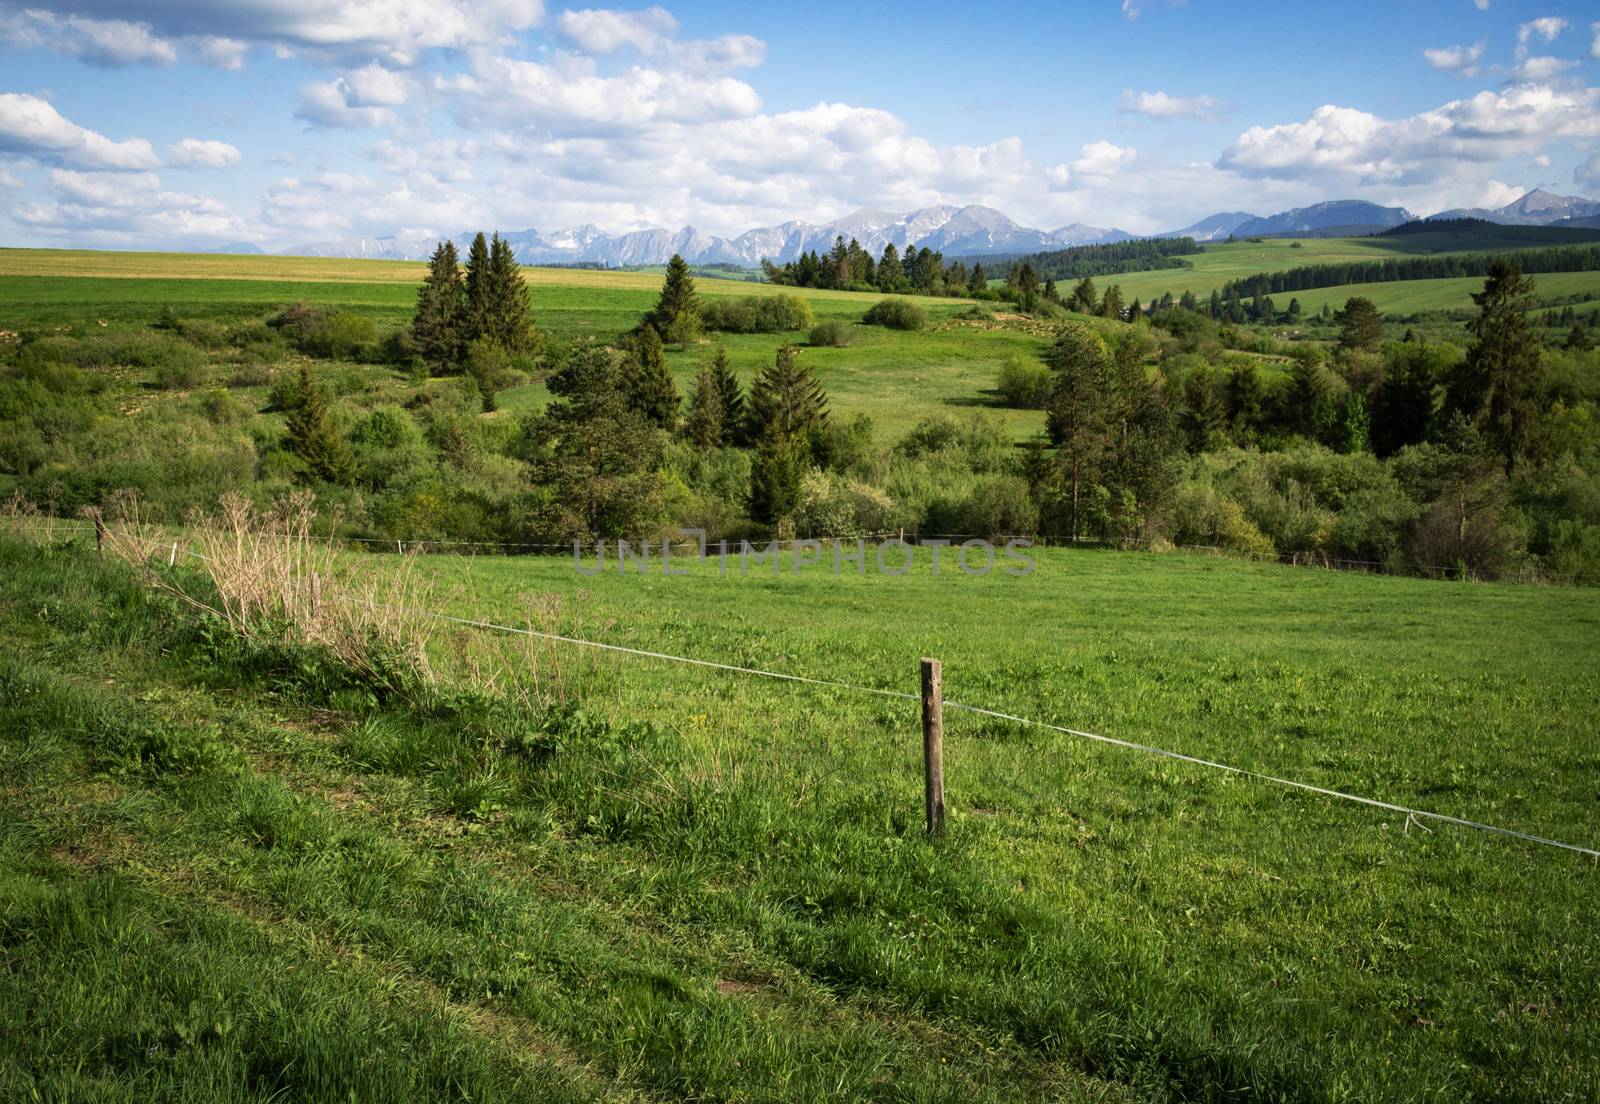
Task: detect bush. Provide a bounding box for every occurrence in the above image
[863,298,926,331]
[269,302,377,359]
[809,320,853,348]
[701,295,814,334]
[1166,484,1276,557]
[150,349,207,390]
[995,354,1051,409]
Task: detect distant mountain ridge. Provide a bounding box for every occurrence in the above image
[278,189,1597,267]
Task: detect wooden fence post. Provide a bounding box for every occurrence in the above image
[87,507,105,560]
[921,657,946,837]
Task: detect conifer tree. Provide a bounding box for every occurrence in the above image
[1069,276,1098,315]
[1045,323,1112,539]
[877,243,903,290]
[1336,296,1383,352]
[1100,285,1124,321]
[646,254,701,345]
[709,346,744,446]
[1043,276,1059,305]
[748,431,804,526]
[1016,262,1040,313]
[683,362,724,451]
[411,240,465,374]
[485,233,538,354]
[623,324,679,429]
[1446,260,1545,471]
[283,363,355,485]
[967,261,986,295]
[462,232,492,346]
[744,343,828,446]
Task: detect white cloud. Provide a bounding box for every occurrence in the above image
[1072,139,1136,176]
[14,166,249,242]
[1122,0,1139,19]
[0,8,178,66]
[0,166,20,187]
[0,92,160,169]
[1504,55,1576,82]
[295,66,410,128]
[1577,152,1600,193]
[1475,0,1489,9]
[166,138,242,169]
[440,51,760,136]
[5,0,546,66]
[556,6,675,53]
[1590,21,1599,61]
[1118,89,1226,121]
[1534,154,1550,167]
[1515,16,1566,59]
[1423,42,1483,75]
[187,35,248,69]
[1218,84,1600,184]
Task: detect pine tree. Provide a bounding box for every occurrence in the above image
[966,261,986,295]
[462,232,492,347]
[745,343,828,447]
[411,240,465,374]
[1285,352,1332,438]
[878,243,904,290]
[485,233,538,354]
[622,324,679,429]
[748,431,804,527]
[647,254,701,344]
[709,346,744,446]
[1567,324,1593,351]
[1045,323,1113,539]
[1043,276,1059,304]
[1446,260,1545,471]
[1337,297,1383,352]
[283,363,355,485]
[1100,285,1124,321]
[683,362,724,451]
[1069,277,1098,315]
[1016,262,1040,313]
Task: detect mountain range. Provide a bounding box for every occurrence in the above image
[275,189,1598,267]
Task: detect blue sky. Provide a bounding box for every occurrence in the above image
[1,0,1597,249]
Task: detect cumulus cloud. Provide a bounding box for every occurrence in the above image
[1577,152,1600,193]
[296,65,410,128]
[1515,16,1566,58]
[3,0,545,66]
[440,51,760,135]
[1423,42,1483,75]
[556,6,675,53]
[1046,140,1136,188]
[1118,89,1227,121]
[14,166,249,242]
[0,8,178,66]
[186,34,248,69]
[0,92,159,169]
[166,138,242,168]
[1503,55,1576,82]
[1218,84,1600,184]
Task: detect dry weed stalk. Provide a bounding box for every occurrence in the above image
[442,591,602,711]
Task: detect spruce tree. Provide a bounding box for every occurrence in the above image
[966,261,986,295]
[709,346,744,446]
[1043,276,1059,305]
[283,363,355,485]
[1069,277,1098,315]
[623,324,679,429]
[1337,297,1383,352]
[683,362,724,451]
[1447,260,1545,471]
[646,254,700,345]
[877,243,903,290]
[462,232,492,347]
[748,431,804,527]
[485,233,538,355]
[411,240,465,374]
[1100,285,1124,321]
[744,343,828,446]
[1045,323,1112,539]
[1016,262,1040,313]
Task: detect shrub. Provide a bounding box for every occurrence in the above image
[269,302,377,359]
[809,319,853,348]
[701,295,813,333]
[150,350,207,390]
[1166,484,1275,557]
[863,298,926,331]
[995,354,1052,409]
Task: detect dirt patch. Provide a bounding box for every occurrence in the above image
[716,978,764,997]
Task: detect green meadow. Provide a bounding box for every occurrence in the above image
[2,529,1598,1101]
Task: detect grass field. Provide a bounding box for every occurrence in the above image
[1097,237,1600,314]
[3,527,1597,1101]
[0,247,1050,443]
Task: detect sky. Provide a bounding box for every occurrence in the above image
[0,0,1598,250]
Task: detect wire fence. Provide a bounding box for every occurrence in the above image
[6,515,1597,587]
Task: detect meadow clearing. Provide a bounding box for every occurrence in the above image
[1,520,1598,1101]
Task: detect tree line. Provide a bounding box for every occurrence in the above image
[982,237,1201,282]
[1213,244,1600,302]
[762,236,985,297]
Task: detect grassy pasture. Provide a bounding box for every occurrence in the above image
[1097,237,1600,314]
[0,248,1045,442]
[3,530,1597,1101]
